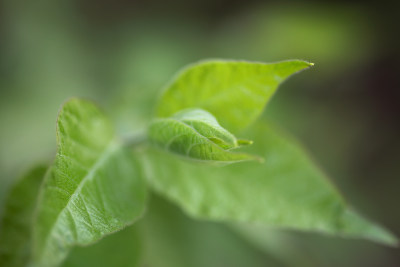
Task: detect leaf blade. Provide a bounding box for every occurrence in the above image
[143,120,398,246]
[33,99,147,267]
[157,59,313,133]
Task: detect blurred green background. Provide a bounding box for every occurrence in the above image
[1,0,399,266]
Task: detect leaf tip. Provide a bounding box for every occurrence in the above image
[340,209,399,247]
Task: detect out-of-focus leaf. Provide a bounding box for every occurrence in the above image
[142,120,398,246]
[0,165,47,267]
[231,224,321,267]
[62,225,141,267]
[138,194,282,267]
[33,99,147,267]
[156,59,312,133]
[148,108,256,163]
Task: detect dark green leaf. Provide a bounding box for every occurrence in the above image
[62,225,142,267]
[0,165,47,267]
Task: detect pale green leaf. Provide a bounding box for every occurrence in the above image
[142,120,398,246]
[0,165,47,267]
[148,108,258,163]
[156,59,313,133]
[33,98,147,267]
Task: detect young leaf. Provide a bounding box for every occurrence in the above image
[0,165,47,267]
[33,99,147,267]
[142,120,398,246]
[156,60,313,133]
[148,108,258,163]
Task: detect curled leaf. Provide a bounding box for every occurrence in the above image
[148,108,259,163]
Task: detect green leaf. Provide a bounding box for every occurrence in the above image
[62,225,142,267]
[156,59,313,133]
[33,98,147,267]
[138,194,281,267]
[148,108,258,163]
[142,120,398,246]
[0,165,47,267]
[230,224,315,267]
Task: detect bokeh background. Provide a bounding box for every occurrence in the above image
[1,0,399,266]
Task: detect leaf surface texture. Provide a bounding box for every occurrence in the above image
[149,108,256,163]
[33,99,147,267]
